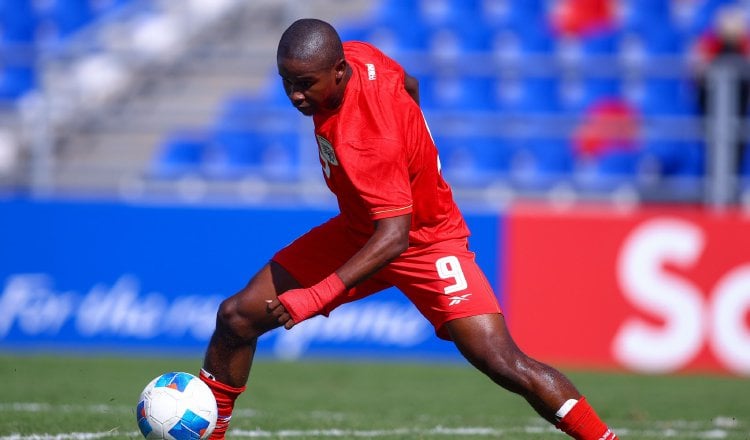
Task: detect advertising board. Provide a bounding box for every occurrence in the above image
[0,199,499,361]
[506,203,750,375]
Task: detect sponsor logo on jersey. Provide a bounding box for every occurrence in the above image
[366,63,376,80]
[316,135,338,178]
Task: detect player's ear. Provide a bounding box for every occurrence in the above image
[334,59,347,81]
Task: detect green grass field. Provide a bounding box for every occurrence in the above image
[0,354,748,439]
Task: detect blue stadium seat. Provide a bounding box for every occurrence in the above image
[559,76,621,114]
[435,134,515,185]
[643,140,704,177]
[50,0,94,37]
[607,150,642,176]
[532,139,575,175]
[411,0,487,27]
[151,129,209,177]
[207,93,300,179]
[208,127,299,180]
[554,30,621,74]
[489,20,555,57]
[210,125,259,172]
[365,0,429,51]
[618,0,672,31]
[577,148,643,191]
[512,138,574,188]
[0,0,37,43]
[419,74,493,111]
[424,18,493,57]
[492,76,560,113]
[339,16,427,52]
[618,19,684,61]
[0,66,35,100]
[627,78,698,115]
[375,0,419,22]
[480,0,548,30]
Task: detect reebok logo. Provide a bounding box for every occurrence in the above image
[448,293,471,306]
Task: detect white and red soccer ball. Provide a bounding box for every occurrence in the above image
[137,372,218,440]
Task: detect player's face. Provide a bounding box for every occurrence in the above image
[278,57,345,116]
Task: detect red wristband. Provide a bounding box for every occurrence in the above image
[278,272,346,323]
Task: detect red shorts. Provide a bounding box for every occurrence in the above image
[272,216,503,340]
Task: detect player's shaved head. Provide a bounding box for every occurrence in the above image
[277,18,344,70]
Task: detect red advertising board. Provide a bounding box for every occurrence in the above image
[505,203,750,376]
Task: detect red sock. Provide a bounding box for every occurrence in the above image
[200,369,246,440]
[555,397,618,440]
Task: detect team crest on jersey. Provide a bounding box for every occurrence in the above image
[316,135,338,178]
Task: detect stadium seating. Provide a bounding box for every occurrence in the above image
[149,0,744,196]
[0,0,134,101]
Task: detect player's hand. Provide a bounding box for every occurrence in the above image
[265,298,296,330]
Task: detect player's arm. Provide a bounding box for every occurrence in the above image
[404,72,420,106]
[267,214,411,329]
[337,213,410,287]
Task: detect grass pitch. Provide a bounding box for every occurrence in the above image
[0,354,748,439]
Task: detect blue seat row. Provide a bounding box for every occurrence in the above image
[381,0,736,36]
[341,0,739,59]
[418,75,698,115]
[152,89,708,191]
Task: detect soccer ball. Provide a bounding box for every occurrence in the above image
[137,372,218,440]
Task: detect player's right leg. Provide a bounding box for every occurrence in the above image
[201,261,301,439]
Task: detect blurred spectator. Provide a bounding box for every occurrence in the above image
[550,0,617,37]
[574,98,640,158]
[693,4,750,174]
[572,97,648,185]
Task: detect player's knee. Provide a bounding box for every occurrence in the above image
[215,297,264,342]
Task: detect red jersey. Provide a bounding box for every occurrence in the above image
[312,41,469,246]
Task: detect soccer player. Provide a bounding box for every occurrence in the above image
[199,18,619,440]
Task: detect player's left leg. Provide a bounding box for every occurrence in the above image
[444,314,618,440]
